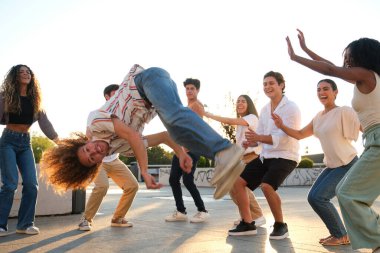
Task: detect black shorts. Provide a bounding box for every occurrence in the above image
[240,157,297,191]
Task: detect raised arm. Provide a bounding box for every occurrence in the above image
[272,113,313,140]
[111,117,162,189]
[296,29,334,65]
[286,35,375,93]
[204,111,248,126]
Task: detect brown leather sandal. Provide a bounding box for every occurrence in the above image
[319,235,333,244]
[321,235,350,246]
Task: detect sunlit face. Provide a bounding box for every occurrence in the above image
[317,81,337,107]
[263,76,284,99]
[18,66,32,85]
[343,48,353,68]
[185,84,199,100]
[236,96,248,116]
[77,140,109,167]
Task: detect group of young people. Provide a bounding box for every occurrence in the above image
[0,29,379,252]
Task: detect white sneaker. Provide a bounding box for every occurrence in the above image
[16,226,40,235]
[0,228,8,237]
[190,211,210,223]
[210,144,244,186]
[234,216,266,227]
[78,217,92,231]
[165,211,188,222]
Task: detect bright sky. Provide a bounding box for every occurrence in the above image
[1,0,379,156]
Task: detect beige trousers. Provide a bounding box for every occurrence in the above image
[83,158,139,222]
[229,153,263,219]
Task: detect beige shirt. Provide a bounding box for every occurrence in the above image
[352,72,380,131]
[313,106,360,168]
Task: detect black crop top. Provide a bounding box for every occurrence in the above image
[8,96,34,125]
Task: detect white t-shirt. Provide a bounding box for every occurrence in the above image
[235,114,262,155]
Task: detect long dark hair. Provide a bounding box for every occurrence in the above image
[237,94,258,118]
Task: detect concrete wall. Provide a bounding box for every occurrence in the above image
[159,167,324,187]
[0,165,73,217]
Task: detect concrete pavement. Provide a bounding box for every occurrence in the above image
[0,183,378,253]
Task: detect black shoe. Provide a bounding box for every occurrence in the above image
[228,220,257,236]
[269,222,289,240]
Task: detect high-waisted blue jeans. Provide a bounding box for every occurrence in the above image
[308,156,357,238]
[134,67,231,159]
[0,128,38,231]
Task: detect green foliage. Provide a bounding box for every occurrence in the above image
[31,135,55,163]
[121,145,174,165]
[197,156,214,167]
[297,157,314,168]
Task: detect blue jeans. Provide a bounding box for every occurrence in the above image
[169,152,206,213]
[134,67,231,159]
[0,128,38,231]
[307,156,358,238]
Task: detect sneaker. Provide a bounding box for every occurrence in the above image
[269,222,289,240]
[210,144,245,186]
[228,220,257,236]
[190,211,210,223]
[16,226,40,235]
[111,218,133,227]
[165,210,188,222]
[0,228,8,237]
[78,218,92,231]
[213,160,245,199]
[234,216,266,227]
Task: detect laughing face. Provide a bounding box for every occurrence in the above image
[236,96,248,116]
[18,66,32,86]
[77,140,110,167]
[317,81,337,106]
[263,76,284,99]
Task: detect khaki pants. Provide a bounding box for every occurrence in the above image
[230,152,263,219]
[84,158,139,222]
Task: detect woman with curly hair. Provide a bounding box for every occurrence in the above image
[0,64,58,237]
[286,29,380,252]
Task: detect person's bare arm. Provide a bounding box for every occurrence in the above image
[112,117,162,189]
[272,113,313,140]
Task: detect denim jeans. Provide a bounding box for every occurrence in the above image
[307,156,358,238]
[169,152,206,213]
[134,67,231,159]
[0,128,38,231]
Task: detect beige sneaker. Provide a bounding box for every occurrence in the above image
[78,217,92,231]
[165,210,188,222]
[111,218,133,227]
[213,160,245,199]
[16,226,40,235]
[190,211,210,223]
[210,144,244,186]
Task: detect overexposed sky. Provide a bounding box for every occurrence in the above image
[1,0,379,155]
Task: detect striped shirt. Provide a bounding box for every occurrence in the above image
[87,64,156,156]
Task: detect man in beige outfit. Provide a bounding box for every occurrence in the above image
[78,84,138,231]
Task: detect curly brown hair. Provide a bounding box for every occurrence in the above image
[1,64,42,116]
[39,133,101,193]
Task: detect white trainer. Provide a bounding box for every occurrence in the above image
[0,227,8,237]
[213,160,245,199]
[165,210,188,222]
[234,216,266,227]
[78,217,92,231]
[16,226,40,235]
[190,211,210,223]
